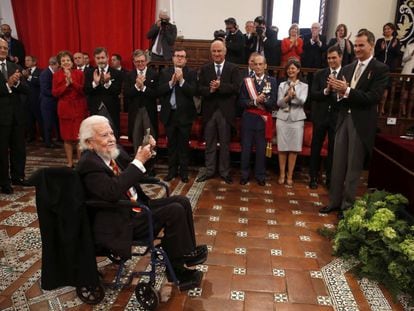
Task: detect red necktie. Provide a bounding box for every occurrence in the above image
[109,160,141,212]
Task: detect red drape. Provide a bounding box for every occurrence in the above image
[11,0,155,69]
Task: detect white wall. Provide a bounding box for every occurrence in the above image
[326,0,398,40]
[156,0,262,39]
[157,0,399,42]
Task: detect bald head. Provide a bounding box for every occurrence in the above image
[210,40,226,63]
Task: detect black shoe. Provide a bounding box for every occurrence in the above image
[183,245,208,266]
[168,266,203,291]
[319,205,340,214]
[1,185,13,194]
[196,174,214,182]
[181,176,189,183]
[45,142,60,149]
[240,178,248,185]
[221,175,233,184]
[11,178,31,187]
[257,179,266,186]
[309,177,318,189]
[164,173,177,182]
[337,211,344,220]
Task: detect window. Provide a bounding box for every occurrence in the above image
[271,0,327,38]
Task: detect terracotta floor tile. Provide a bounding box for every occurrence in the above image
[244,291,275,311]
[274,303,334,310]
[285,269,317,304]
[246,249,272,275]
[206,252,246,268]
[212,231,238,253]
[278,236,306,258]
[202,266,234,300]
[184,297,244,311]
[271,257,320,271]
[231,274,286,293]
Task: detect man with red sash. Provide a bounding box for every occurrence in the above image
[239,55,277,186]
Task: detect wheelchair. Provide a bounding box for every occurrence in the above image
[29,166,178,310]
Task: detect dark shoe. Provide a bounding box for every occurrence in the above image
[45,142,59,149]
[1,185,13,194]
[196,174,214,182]
[337,211,344,220]
[240,178,248,185]
[183,245,208,266]
[221,175,233,184]
[168,266,203,291]
[319,205,340,214]
[11,178,31,187]
[309,177,318,189]
[181,176,189,183]
[257,179,266,186]
[164,173,177,182]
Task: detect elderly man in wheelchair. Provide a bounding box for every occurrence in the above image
[77,115,207,291]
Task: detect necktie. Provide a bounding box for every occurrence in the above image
[256,78,262,85]
[216,64,221,79]
[1,62,7,79]
[354,63,364,81]
[332,70,337,78]
[249,70,254,77]
[170,85,177,109]
[155,31,163,55]
[100,69,105,85]
[139,70,144,76]
[110,160,139,208]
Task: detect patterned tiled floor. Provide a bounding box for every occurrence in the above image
[0,143,410,310]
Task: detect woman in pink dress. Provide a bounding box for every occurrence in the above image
[52,51,88,167]
[281,24,303,67]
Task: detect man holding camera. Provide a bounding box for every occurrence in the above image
[246,16,281,67]
[147,10,177,62]
[224,18,245,64]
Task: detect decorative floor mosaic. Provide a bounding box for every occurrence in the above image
[0,143,412,310]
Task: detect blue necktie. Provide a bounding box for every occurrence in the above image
[170,86,176,109]
[216,64,221,78]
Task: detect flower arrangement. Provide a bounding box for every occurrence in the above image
[332,190,413,304]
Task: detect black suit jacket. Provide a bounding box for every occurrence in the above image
[245,28,281,66]
[310,67,341,124]
[3,37,26,67]
[0,61,30,125]
[158,66,197,126]
[338,59,389,154]
[124,68,159,138]
[27,67,42,107]
[302,35,327,68]
[77,149,148,258]
[198,61,242,126]
[225,29,246,64]
[84,67,122,125]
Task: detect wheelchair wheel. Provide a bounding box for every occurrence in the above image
[76,284,105,304]
[135,283,159,310]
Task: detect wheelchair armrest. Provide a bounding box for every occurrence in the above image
[85,200,150,213]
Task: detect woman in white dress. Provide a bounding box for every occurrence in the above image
[276,58,308,186]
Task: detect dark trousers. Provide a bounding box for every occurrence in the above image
[329,113,365,210]
[240,125,266,181]
[132,195,195,264]
[26,99,44,140]
[309,116,336,181]
[165,111,192,178]
[204,109,231,177]
[41,101,59,146]
[0,123,26,186]
[132,107,155,152]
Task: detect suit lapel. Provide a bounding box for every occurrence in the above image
[355,59,374,89]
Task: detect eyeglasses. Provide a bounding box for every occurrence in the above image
[173,55,186,59]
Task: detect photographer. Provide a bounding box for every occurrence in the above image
[246,16,281,67]
[224,17,245,64]
[146,10,177,61]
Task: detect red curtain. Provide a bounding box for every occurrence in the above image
[11,0,155,69]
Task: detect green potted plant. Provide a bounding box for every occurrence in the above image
[332,190,414,304]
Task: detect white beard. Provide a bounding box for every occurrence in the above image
[97,146,120,161]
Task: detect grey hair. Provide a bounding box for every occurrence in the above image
[78,115,110,152]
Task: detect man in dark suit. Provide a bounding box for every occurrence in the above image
[309,46,343,189]
[196,40,242,184]
[158,48,197,183]
[224,17,245,64]
[319,29,389,218]
[146,9,177,61]
[39,56,60,148]
[110,53,129,113]
[84,47,122,136]
[124,49,159,151]
[77,115,207,291]
[0,38,30,194]
[245,16,281,67]
[302,23,327,69]
[23,55,43,142]
[239,55,277,186]
[0,24,25,67]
